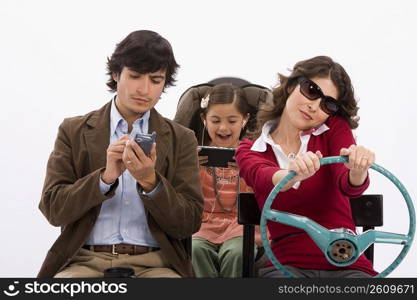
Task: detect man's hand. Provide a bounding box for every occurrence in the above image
[123,139,158,192]
[101,135,129,184]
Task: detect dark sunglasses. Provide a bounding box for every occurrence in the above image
[297,77,340,115]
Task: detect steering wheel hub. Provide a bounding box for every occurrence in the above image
[328,239,356,263]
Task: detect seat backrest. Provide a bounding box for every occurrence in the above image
[174,77,273,144]
[349,194,383,228]
[238,193,384,277]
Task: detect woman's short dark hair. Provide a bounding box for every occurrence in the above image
[106,30,179,92]
[253,56,359,138]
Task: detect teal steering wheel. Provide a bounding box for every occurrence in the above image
[260,156,415,278]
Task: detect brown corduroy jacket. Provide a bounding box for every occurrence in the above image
[38,101,203,278]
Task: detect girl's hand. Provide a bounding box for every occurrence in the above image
[197,146,208,165]
[227,158,238,169]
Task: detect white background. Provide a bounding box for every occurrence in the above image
[1,0,416,277]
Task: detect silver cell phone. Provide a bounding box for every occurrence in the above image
[133,131,156,156]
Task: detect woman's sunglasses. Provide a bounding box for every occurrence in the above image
[297,77,341,115]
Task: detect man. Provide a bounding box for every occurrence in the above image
[38,30,203,278]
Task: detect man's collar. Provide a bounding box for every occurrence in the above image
[110,96,150,135]
[110,97,124,135]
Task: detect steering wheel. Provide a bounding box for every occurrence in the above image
[260,156,415,278]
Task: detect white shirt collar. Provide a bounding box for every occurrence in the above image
[250,120,329,190]
[110,97,125,136]
[251,120,329,152]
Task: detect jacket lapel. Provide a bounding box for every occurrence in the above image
[84,101,112,171]
[149,109,170,173]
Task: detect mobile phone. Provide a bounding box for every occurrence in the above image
[133,131,156,156]
[198,146,235,167]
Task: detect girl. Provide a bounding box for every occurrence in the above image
[176,82,267,277]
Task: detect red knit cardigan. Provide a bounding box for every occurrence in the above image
[235,116,377,276]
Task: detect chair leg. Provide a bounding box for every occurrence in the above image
[242,225,255,277]
[363,226,374,264]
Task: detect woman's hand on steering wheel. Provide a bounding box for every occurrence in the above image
[340,145,375,186]
[289,150,323,182]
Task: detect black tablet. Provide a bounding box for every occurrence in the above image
[198,146,235,167]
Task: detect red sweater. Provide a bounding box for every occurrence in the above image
[235,116,377,276]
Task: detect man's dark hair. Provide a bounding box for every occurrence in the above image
[106,30,179,92]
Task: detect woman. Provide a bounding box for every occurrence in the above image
[235,56,377,277]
